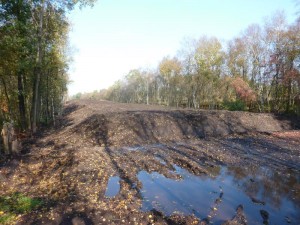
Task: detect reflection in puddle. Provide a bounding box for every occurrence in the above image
[122,144,165,152]
[155,156,167,165]
[105,176,120,197]
[138,165,300,225]
[123,146,147,151]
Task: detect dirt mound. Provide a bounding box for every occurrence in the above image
[67,100,296,147]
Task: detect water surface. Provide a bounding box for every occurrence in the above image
[105,176,120,197]
[138,165,299,224]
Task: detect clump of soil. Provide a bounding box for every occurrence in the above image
[0,99,299,225]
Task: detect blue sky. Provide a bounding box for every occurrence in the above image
[68,0,298,95]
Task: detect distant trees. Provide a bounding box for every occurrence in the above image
[0,0,95,145]
[95,12,299,114]
[158,57,182,106]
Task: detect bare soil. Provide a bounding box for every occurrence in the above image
[0,99,299,225]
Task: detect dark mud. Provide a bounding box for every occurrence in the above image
[0,100,299,225]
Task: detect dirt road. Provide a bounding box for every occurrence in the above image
[0,100,299,224]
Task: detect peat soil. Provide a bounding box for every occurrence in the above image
[0,99,299,225]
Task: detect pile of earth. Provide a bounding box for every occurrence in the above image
[67,99,298,147]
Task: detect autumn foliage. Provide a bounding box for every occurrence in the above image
[230,77,257,103]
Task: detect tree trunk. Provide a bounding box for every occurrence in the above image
[286,79,292,113]
[1,123,19,155]
[1,77,11,117]
[52,97,56,126]
[18,72,27,130]
[31,1,45,133]
[8,123,19,155]
[31,67,40,133]
[46,71,50,124]
[285,62,294,113]
[1,123,10,155]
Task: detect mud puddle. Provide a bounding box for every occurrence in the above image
[137,164,299,224]
[105,176,120,197]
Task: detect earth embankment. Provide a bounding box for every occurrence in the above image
[67,99,297,147]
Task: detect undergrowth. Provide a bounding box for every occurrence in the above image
[0,193,43,224]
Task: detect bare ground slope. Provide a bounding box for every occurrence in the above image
[61,99,298,147]
[0,100,299,225]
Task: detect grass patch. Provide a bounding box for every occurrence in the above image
[0,193,43,224]
[0,213,17,225]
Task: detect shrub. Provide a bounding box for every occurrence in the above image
[222,100,247,111]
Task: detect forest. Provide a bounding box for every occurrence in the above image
[0,0,95,137]
[82,12,300,114]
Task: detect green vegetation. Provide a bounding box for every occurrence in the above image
[0,193,43,224]
[222,100,247,111]
[0,0,96,138]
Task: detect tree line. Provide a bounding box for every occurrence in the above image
[88,12,300,114]
[0,0,95,154]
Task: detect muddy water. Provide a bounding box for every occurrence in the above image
[105,176,120,197]
[137,164,299,224]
